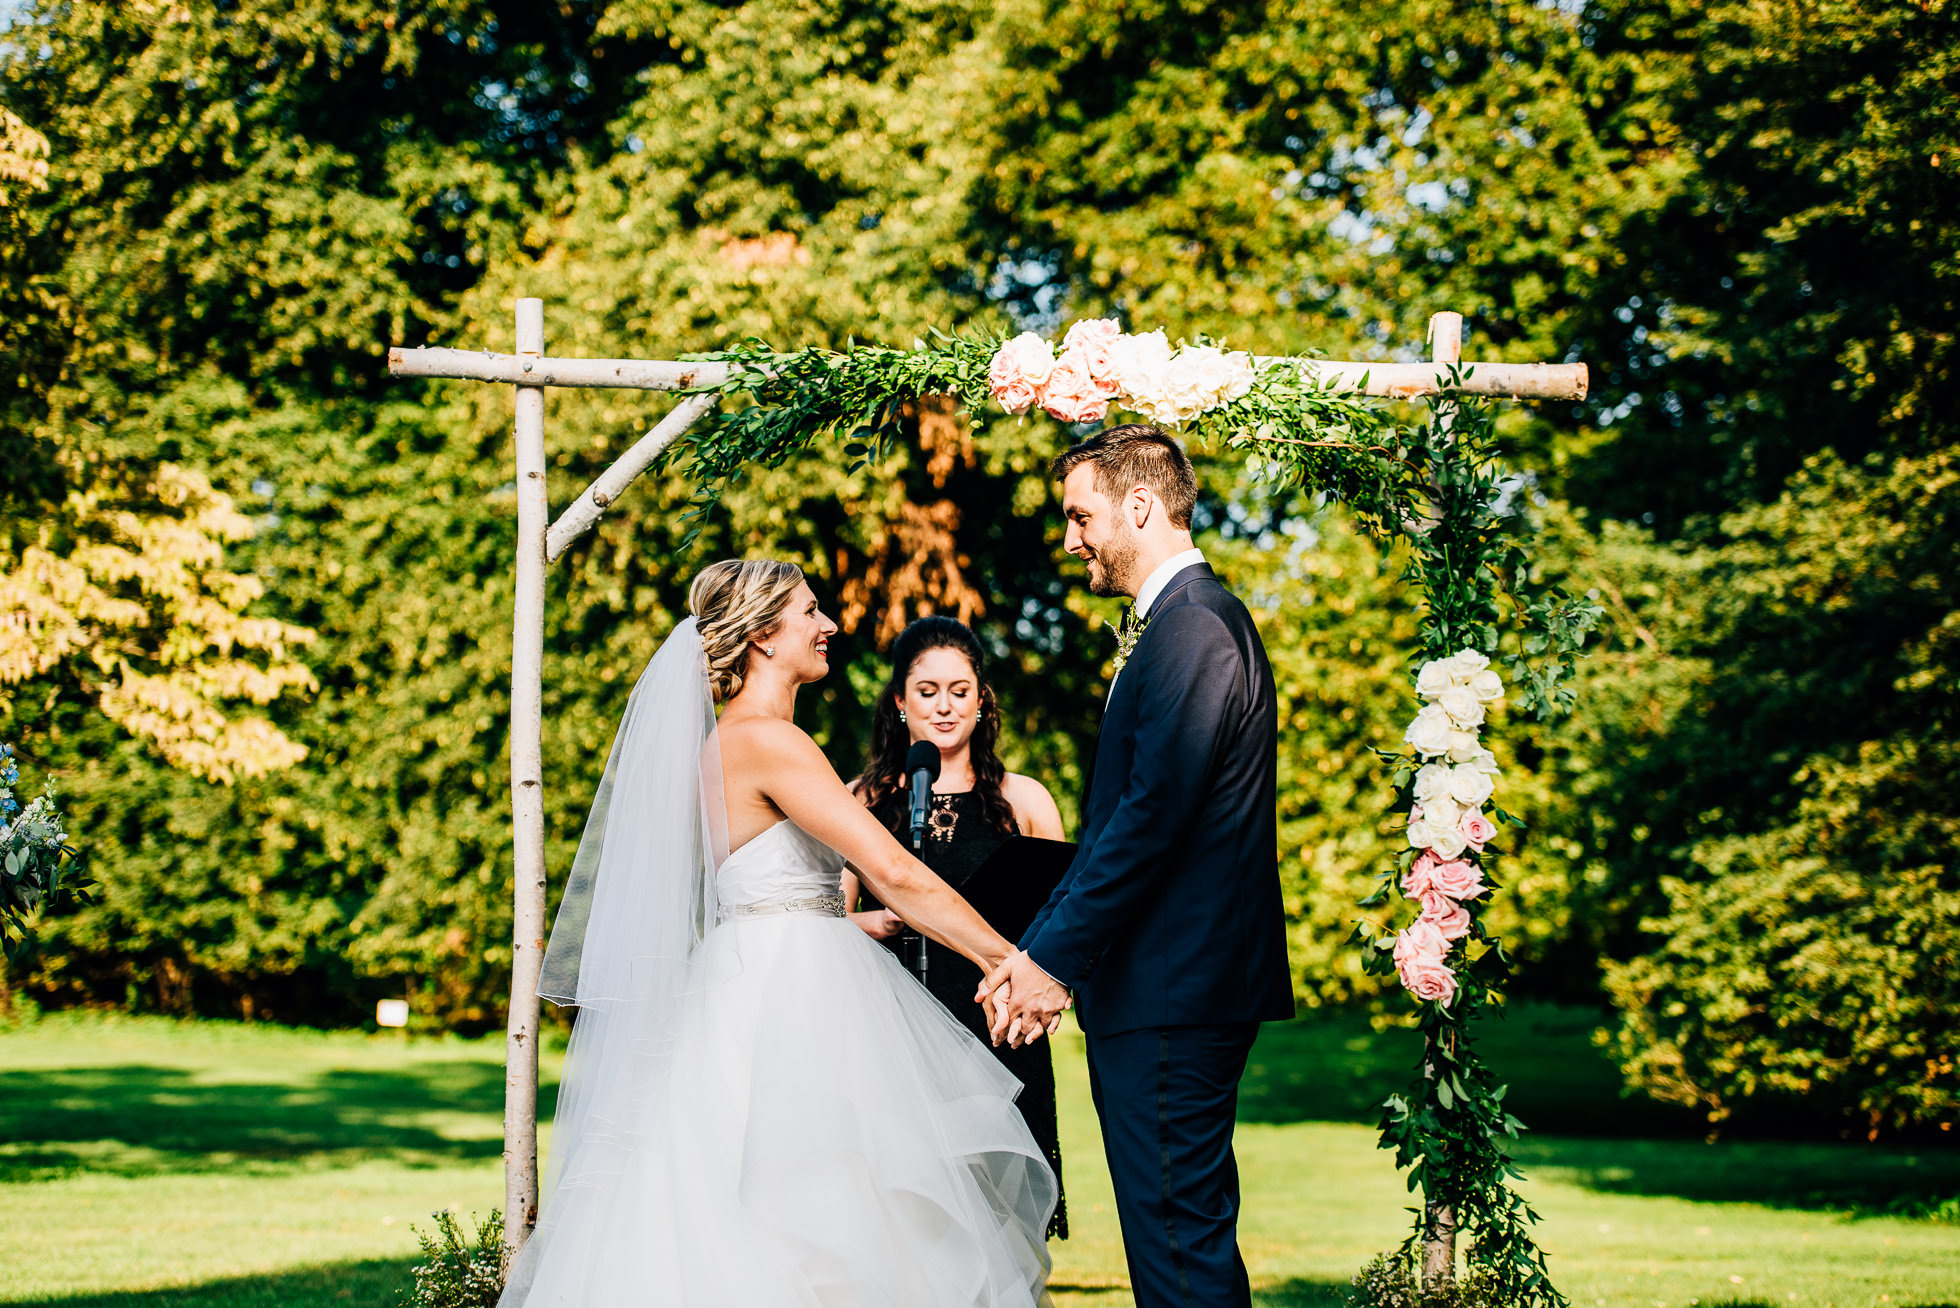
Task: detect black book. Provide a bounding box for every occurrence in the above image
[962,836,1076,942]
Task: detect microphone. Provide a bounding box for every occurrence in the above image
[905,740,941,850]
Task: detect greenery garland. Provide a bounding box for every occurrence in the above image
[668,330,1599,1303]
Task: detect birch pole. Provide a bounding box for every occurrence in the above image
[505,298,549,1255]
[1421,309,1463,1298]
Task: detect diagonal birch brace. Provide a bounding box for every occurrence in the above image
[544,392,720,562]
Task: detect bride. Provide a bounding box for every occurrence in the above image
[499,559,1059,1308]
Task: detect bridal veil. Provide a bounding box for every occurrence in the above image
[504,617,723,1302]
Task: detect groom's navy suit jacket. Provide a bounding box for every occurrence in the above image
[1021,562,1295,1038]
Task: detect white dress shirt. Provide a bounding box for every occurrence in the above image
[1133,547,1207,620]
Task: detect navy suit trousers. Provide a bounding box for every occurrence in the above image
[1084,1022,1259,1308]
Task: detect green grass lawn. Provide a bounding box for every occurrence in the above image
[3,1007,1955,1308]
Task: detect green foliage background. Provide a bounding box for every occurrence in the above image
[2,0,1955,1137]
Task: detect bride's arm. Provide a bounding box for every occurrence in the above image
[839,781,903,940]
[728,719,1014,971]
[838,868,903,940]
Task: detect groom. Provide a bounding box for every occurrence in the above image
[983,425,1294,1308]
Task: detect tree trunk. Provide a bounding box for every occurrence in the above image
[1422,1193,1457,1300]
[504,297,549,1258]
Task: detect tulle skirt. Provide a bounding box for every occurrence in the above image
[501,911,1057,1308]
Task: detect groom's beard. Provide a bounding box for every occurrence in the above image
[1085,531,1140,598]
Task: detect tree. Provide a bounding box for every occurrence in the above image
[1600,448,1960,1136]
[0,0,657,1021]
[964,0,1960,1133]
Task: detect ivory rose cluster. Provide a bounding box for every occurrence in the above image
[986,319,1255,426]
[1389,649,1505,1007]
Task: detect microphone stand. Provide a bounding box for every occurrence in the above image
[904,822,929,986]
[900,742,938,989]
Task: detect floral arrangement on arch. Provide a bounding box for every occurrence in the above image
[1392,651,1505,1006]
[987,319,1255,426]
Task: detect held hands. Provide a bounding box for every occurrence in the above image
[977,950,1072,1048]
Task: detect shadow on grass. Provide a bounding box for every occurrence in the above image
[8,1257,414,1308]
[1252,1278,1351,1307]
[1239,1005,1960,1220]
[13,1268,1361,1308]
[0,1061,555,1182]
[1512,1134,1960,1219]
[1051,1279,1347,1306]
[1240,1003,1703,1138]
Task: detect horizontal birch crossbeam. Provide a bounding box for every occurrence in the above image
[386,347,1590,401]
[388,341,1588,563]
[389,348,735,391]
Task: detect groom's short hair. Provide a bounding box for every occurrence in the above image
[1052,425,1197,529]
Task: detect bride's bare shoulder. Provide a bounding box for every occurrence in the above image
[716,713,819,764]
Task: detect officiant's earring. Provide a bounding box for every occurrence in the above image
[899,711,907,724]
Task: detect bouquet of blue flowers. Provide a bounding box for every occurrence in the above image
[1,743,91,961]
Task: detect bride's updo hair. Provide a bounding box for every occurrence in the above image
[689,559,805,702]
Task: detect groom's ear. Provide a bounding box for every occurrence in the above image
[1128,485,1156,528]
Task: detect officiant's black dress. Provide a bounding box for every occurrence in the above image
[861,789,1068,1239]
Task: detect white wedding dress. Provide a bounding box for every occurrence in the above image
[500,623,1056,1308]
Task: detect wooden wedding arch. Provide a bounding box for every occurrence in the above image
[387,300,1588,1261]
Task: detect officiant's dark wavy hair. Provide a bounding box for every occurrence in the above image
[856,617,1019,840]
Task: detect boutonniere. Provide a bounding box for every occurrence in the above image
[1111,606,1150,678]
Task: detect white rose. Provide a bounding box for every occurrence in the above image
[1403,704,1455,757]
[1413,763,1456,811]
[1447,763,1496,808]
[1106,330,1174,406]
[1427,822,1469,860]
[1176,345,1255,409]
[1125,385,1169,425]
[1156,351,1217,424]
[1406,809,1439,850]
[1465,745,1500,775]
[1444,729,1482,762]
[1468,667,1504,702]
[1416,658,1458,698]
[1444,649,1491,679]
[1438,685,1485,730]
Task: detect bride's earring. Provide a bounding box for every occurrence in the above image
[763,645,776,657]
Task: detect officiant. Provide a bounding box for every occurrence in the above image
[841,616,1071,1239]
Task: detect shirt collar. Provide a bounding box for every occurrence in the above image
[1133,547,1206,620]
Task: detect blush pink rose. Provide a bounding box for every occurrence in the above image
[1458,808,1498,852]
[1402,850,1442,900]
[1392,919,1448,967]
[1039,346,1114,423]
[1428,857,1487,902]
[1392,921,1457,1004]
[1419,892,1472,941]
[988,332,1055,416]
[1061,318,1126,390]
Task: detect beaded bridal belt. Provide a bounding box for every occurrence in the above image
[719,891,848,922]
